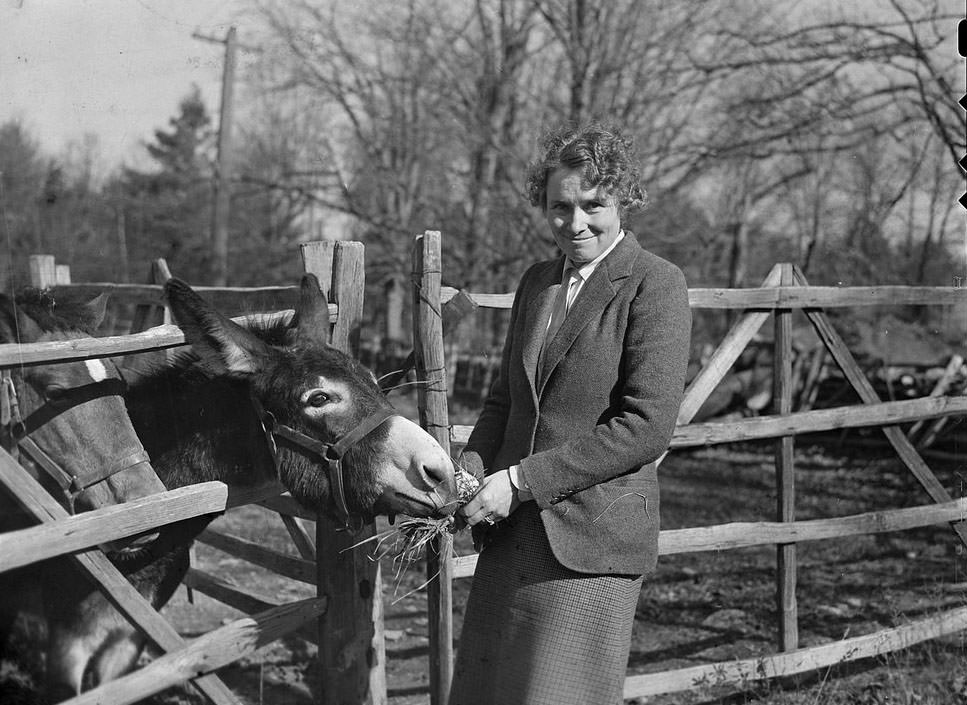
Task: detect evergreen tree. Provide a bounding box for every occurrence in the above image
[0,119,47,287]
[120,85,214,283]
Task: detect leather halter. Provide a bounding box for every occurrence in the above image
[0,369,150,509]
[250,392,397,532]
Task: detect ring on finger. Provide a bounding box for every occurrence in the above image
[483,514,495,525]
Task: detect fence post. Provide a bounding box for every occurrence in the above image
[411,231,454,705]
[774,263,798,650]
[28,254,57,288]
[301,240,387,705]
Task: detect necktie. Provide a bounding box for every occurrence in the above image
[540,266,577,366]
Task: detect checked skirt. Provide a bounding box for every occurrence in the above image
[449,502,643,705]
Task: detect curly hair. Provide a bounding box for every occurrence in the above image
[524,122,648,216]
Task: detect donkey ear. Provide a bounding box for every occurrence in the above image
[292,273,332,346]
[164,278,274,377]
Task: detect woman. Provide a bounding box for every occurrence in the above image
[452,123,691,705]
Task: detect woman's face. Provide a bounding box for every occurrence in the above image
[545,166,621,264]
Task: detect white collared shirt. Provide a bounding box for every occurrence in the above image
[563,230,625,312]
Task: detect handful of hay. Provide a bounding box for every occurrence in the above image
[352,468,480,586]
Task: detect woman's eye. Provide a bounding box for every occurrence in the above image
[307,392,330,408]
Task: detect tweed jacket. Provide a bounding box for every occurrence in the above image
[461,234,691,575]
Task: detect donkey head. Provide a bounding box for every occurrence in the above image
[0,290,166,538]
[163,275,458,524]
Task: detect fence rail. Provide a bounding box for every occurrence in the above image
[442,283,967,309]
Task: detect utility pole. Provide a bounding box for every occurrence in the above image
[193,26,237,286]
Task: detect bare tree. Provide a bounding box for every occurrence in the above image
[695,0,964,170]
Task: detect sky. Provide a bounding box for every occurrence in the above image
[1,0,258,173]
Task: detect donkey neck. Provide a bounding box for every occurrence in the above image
[125,368,276,490]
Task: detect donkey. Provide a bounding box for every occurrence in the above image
[31,274,457,697]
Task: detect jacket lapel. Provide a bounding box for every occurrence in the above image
[523,259,565,393]
[537,236,640,391]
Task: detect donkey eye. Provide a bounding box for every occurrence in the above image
[306,391,331,408]
[44,386,69,405]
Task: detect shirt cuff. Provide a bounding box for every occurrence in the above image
[508,464,533,501]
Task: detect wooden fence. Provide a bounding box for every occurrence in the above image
[8,238,965,703]
[409,231,967,704]
[2,242,388,705]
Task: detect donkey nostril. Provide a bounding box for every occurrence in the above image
[423,462,456,496]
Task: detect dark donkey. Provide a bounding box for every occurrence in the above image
[26,274,457,697]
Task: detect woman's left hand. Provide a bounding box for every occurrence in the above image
[459,469,520,527]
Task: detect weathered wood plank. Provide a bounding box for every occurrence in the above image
[441,285,967,311]
[183,568,319,645]
[301,240,387,705]
[793,267,967,549]
[0,448,241,705]
[278,513,317,560]
[623,605,967,699]
[196,528,316,585]
[60,597,328,705]
[62,282,301,314]
[184,568,275,615]
[675,266,783,427]
[413,231,456,705]
[29,254,57,288]
[909,356,966,446]
[669,395,967,448]
[448,497,967,578]
[774,264,798,652]
[658,498,967,554]
[0,309,319,367]
[0,482,228,573]
[450,395,967,450]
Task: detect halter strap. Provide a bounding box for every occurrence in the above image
[19,438,150,493]
[14,378,127,438]
[250,392,396,531]
[1,371,150,509]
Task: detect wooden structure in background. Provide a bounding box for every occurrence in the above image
[408,233,967,704]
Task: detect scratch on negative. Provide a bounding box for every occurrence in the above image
[591,492,648,523]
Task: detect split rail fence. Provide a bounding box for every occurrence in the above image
[408,231,967,704]
[2,242,388,705]
[5,235,965,704]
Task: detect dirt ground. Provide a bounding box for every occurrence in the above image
[128,432,967,705]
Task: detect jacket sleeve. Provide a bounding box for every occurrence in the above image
[522,262,691,509]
